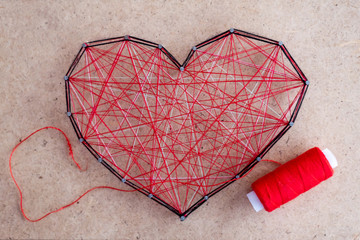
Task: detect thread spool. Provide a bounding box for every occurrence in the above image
[247,147,337,212]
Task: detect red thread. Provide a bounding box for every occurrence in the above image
[10,126,256,222]
[67,32,306,213]
[252,147,334,212]
[9,126,142,222]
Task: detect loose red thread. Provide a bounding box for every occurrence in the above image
[251,147,334,212]
[9,126,143,222]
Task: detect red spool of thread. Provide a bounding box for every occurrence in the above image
[247,147,337,212]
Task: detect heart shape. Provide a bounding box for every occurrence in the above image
[64,29,308,219]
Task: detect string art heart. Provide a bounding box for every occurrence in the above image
[64,29,308,220]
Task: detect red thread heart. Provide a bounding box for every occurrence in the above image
[65,29,307,218]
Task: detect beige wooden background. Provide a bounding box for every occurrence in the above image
[1,0,359,239]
